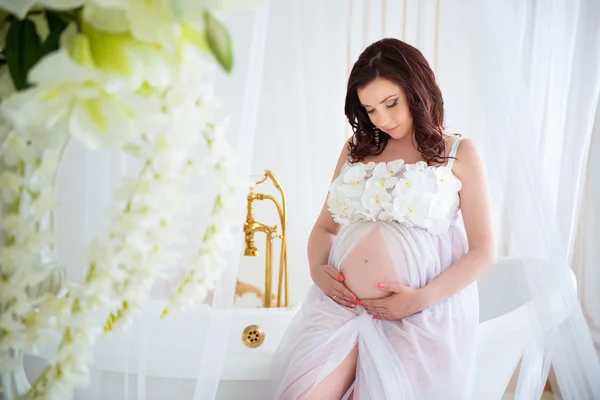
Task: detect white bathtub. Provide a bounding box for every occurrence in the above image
[24,257,573,399]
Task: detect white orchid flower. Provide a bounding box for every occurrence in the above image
[434,167,462,193]
[364,161,376,171]
[366,163,400,193]
[393,192,431,226]
[361,187,392,215]
[393,176,415,196]
[327,192,354,219]
[405,161,428,174]
[385,159,405,174]
[342,164,367,197]
[378,203,396,221]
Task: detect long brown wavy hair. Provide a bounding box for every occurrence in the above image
[345,38,447,164]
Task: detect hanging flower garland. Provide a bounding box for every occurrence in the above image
[0,1,255,398]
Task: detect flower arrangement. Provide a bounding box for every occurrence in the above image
[0,1,253,398]
[327,160,462,234]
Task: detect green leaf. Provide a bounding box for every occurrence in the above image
[35,11,68,61]
[0,10,9,26]
[204,11,233,73]
[45,11,68,33]
[5,18,41,90]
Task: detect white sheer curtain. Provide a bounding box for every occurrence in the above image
[449,0,600,398]
[245,0,351,302]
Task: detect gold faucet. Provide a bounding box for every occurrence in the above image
[243,170,289,308]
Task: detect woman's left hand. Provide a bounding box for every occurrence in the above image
[362,282,428,321]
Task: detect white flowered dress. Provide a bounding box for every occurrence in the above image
[271,138,478,399]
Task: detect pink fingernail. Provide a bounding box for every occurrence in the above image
[377,282,384,288]
[351,296,357,301]
[338,275,344,282]
[358,301,365,306]
[350,304,356,308]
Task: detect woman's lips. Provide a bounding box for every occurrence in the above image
[385,125,399,133]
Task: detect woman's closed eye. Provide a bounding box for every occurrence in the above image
[386,99,398,109]
[366,99,398,114]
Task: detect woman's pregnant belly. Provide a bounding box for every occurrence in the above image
[340,225,408,300]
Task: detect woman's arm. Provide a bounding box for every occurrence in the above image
[419,138,497,308]
[308,138,359,307]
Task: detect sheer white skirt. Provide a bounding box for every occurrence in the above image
[271,221,479,400]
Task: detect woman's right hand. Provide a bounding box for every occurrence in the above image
[310,264,359,308]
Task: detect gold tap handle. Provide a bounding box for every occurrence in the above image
[246,170,289,308]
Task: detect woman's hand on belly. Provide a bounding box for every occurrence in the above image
[362,282,427,321]
[310,264,359,308]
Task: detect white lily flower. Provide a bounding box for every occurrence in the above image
[0,0,85,19]
[1,47,156,150]
[119,0,257,47]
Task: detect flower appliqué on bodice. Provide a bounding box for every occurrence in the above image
[327,159,462,234]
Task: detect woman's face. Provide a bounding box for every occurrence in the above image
[357,77,413,140]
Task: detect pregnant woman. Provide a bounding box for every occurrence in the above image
[271,38,496,399]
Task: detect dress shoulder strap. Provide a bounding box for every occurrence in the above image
[446,136,463,170]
